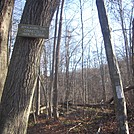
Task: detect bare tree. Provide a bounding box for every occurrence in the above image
[117,0,133,84]
[35,73,41,116]
[64,29,71,105]
[132,19,134,78]
[48,4,60,118]
[0,0,15,101]
[94,36,106,102]
[96,0,129,133]
[79,0,85,105]
[132,18,134,103]
[53,0,65,120]
[0,0,59,133]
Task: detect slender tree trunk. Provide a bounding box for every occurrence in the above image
[53,0,64,120]
[36,74,41,116]
[48,5,59,118]
[64,28,70,106]
[96,0,129,133]
[132,19,134,78]
[95,34,106,102]
[43,45,49,117]
[0,0,59,133]
[118,0,131,84]
[79,0,85,105]
[132,19,134,103]
[128,7,134,85]
[0,0,15,101]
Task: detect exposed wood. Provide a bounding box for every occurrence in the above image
[107,85,134,104]
[68,123,82,132]
[35,75,41,116]
[30,106,47,114]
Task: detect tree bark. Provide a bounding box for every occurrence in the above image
[118,0,131,84]
[131,18,134,104]
[132,19,134,80]
[48,4,59,118]
[35,75,41,116]
[107,85,134,104]
[96,0,129,134]
[0,0,15,101]
[0,0,59,133]
[53,0,65,120]
[64,28,71,107]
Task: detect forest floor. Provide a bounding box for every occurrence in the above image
[27,105,134,134]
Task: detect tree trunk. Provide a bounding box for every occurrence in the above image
[0,0,15,101]
[132,19,134,103]
[132,19,134,79]
[36,74,41,116]
[118,0,131,84]
[53,0,64,120]
[95,35,106,102]
[79,0,85,105]
[96,0,129,134]
[64,28,71,107]
[0,0,59,133]
[48,4,59,118]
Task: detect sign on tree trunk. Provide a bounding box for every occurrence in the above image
[18,24,49,39]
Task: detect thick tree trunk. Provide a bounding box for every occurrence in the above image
[0,0,59,134]
[0,0,14,101]
[96,0,129,134]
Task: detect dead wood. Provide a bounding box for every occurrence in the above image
[106,85,134,104]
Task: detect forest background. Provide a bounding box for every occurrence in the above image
[0,0,133,133]
[10,0,134,104]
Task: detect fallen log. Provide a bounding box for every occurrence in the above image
[59,102,114,108]
[59,85,134,108]
[30,106,47,114]
[106,85,134,104]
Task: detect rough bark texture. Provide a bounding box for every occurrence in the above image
[0,0,14,101]
[96,0,129,134]
[0,0,59,134]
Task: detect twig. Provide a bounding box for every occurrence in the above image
[68,123,82,132]
[96,123,102,134]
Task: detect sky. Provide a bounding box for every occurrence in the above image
[11,0,134,71]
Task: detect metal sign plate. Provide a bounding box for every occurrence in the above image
[17,24,49,39]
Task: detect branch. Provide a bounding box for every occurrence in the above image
[68,123,82,132]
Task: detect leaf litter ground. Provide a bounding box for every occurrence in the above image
[27,106,134,134]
